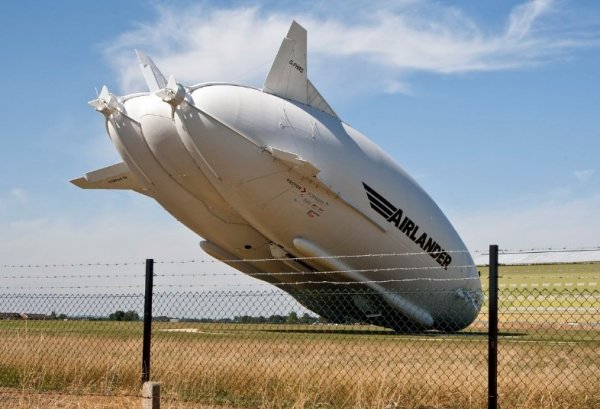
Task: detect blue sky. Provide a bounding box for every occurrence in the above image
[1,0,599,268]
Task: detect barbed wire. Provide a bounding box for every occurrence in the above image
[155,249,473,265]
[499,275,598,280]
[0,249,472,269]
[0,276,484,290]
[157,264,476,277]
[0,292,143,299]
[1,269,597,284]
[0,261,146,269]
[0,263,478,280]
[479,246,600,255]
[2,281,595,291]
[0,280,588,291]
[2,246,599,269]
[0,285,146,290]
[0,273,146,280]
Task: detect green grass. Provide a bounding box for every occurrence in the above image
[474,263,600,315]
[478,262,600,290]
[0,320,143,338]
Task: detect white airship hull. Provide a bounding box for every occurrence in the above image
[73,21,483,331]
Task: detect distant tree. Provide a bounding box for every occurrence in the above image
[58,313,68,320]
[300,312,314,324]
[267,314,286,324]
[49,311,57,320]
[108,310,140,321]
[233,315,269,324]
[109,310,125,321]
[123,310,140,321]
[286,311,299,324]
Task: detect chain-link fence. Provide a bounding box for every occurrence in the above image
[0,249,598,408]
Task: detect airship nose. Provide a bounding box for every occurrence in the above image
[433,287,484,331]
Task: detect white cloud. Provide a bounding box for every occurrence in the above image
[453,193,600,255]
[382,79,412,95]
[0,188,29,212]
[9,188,28,204]
[573,169,594,184]
[103,6,288,92]
[102,1,597,95]
[505,0,552,41]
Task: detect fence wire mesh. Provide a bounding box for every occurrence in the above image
[0,250,598,409]
[149,289,490,408]
[0,293,144,394]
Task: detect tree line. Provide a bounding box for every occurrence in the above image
[47,310,320,323]
[162,311,321,324]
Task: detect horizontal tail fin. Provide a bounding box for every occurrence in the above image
[70,162,151,196]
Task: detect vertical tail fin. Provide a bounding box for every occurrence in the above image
[263,21,308,104]
[136,50,168,92]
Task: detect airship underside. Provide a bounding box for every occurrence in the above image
[73,21,483,332]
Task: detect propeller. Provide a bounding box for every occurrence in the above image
[156,75,187,106]
[88,85,120,115]
[135,50,187,107]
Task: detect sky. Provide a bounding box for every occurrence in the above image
[1,0,599,279]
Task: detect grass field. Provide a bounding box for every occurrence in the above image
[479,262,600,290]
[0,263,598,409]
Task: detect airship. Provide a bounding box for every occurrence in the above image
[72,21,482,332]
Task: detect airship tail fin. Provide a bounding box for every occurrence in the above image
[264,21,308,104]
[135,50,168,92]
[70,162,152,197]
[264,21,339,119]
[307,79,338,118]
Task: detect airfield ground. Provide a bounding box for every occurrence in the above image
[0,263,598,408]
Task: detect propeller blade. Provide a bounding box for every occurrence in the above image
[156,75,186,106]
[88,85,120,115]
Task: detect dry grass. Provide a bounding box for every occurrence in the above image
[0,387,233,409]
[0,388,137,409]
[0,319,598,409]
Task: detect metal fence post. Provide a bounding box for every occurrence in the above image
[488,245,498,409]
[142,258,154,384]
